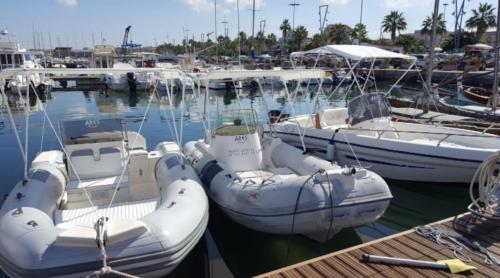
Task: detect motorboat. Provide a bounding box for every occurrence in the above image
[437,82,500,119]
[101,63,152,91]
[184,108,391,241]
[266,45,500,183]
[0,42,52,93]
[267,92,500,183]
[462,86,498,106]
[0,115,208,277]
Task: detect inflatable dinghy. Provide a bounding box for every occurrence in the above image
[0,116,208,277]
[185,109,391,241]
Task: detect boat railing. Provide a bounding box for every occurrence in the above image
[337,127,497,145]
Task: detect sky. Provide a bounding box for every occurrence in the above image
[0,0,497,49]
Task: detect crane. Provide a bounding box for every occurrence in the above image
[121,25,141,55]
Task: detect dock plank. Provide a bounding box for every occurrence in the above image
[255,213,500,278]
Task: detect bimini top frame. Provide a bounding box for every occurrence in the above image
[301,44,417,97]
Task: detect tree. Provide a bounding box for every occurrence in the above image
[307,33,325,49]
[280,19,291,40]
[266,33,277,48]
[382,11,408,43]
[466,2,496,41]
[326,23,352,44]
[441,31,478,52]
[294,25,308,51]
[238,31,248,54]
[421,13,447,37]
[255,31,265,53]
[351,23,369,43]
[396,34,425,53]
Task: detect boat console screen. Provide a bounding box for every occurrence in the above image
[61,117,124,144]
[348,93,391,123]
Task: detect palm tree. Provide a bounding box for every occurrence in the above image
[421,13,447,42]
[266,33,277,48]
[294,25,308,51]
[466,2,496,41]
[280,19,291,40]
[382,11,408,43]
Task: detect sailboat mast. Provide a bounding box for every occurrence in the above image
[490,0,500,109]
[215,0,218,63]
[424,0,440,113]
[237,0,241,66]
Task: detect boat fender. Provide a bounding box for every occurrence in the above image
[326,130,339,162]
[200,160,224,188]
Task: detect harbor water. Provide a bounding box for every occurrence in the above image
[0,84,471,277]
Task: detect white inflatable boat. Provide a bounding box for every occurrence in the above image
[101,63,152,91]
[184,109,392,241]
[0,116,208,277]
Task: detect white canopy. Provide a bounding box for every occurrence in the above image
[305,45,415,60]
[465,43,493,50]
[203,69,325,81]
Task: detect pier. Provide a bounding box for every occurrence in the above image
[368,69,496,87]
[256,212,500,277]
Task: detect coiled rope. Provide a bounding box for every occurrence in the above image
[468,151,500,220]
[415,225,500,265]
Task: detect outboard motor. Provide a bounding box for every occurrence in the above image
[127,72,137,95]
[268,110,289,123]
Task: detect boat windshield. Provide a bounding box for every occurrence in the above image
[61,116,125,145]
[215,109,258,136]
[348,93,391,123]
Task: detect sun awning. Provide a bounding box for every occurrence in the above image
[465,43,493,50]
[305,45,416,60]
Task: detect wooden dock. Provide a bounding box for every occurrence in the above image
[255,212,500,277]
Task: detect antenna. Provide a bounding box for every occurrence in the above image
[259,20,266,36]
[319,5,329,34]
[289,0,300,30]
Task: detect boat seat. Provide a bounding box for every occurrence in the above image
[319,108,349,128]
[55,197,159,229]
[288,115,315,128]
[68,146,126,181]
[65,175,130,208]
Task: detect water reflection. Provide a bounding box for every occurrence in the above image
[0,85,472,278]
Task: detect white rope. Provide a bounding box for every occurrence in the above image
[30,79,95,207]
[164,79,181,145]
[0,78,26,169]
[107,79,158,209]
[468,151,500,220]
[39,100,47,153]
[86,217,139,278]
[338,131,362,167]
[282,78,307,152]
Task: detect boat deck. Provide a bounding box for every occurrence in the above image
[255,212,500,277]
[391,107,476,122]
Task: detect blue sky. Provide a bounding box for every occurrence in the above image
[0,0,497,49]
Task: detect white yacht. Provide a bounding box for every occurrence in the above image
[0,42,52,93]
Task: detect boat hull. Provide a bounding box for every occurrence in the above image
[265,122,500,183]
